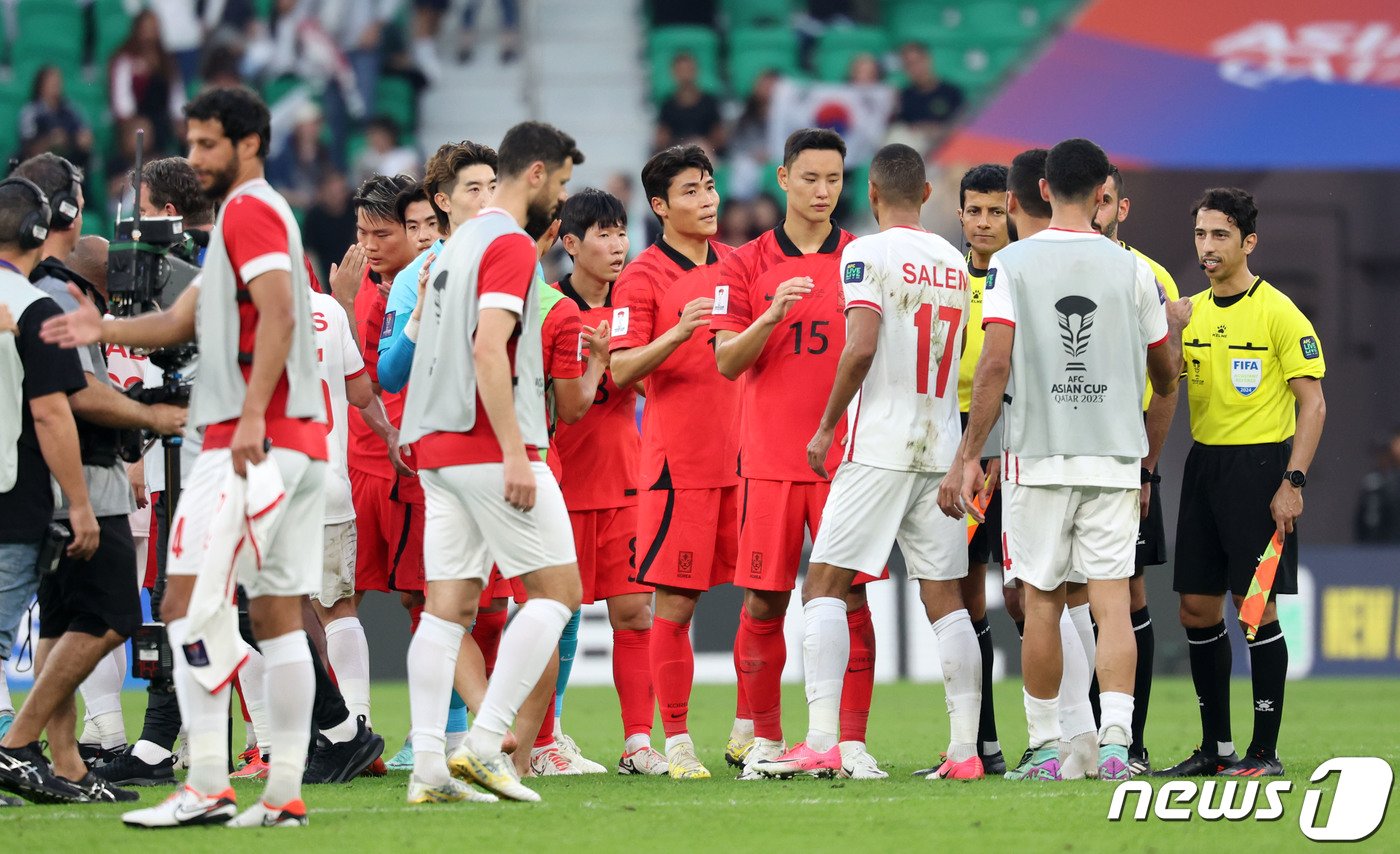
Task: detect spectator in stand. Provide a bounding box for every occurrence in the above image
[655,52,725,153]
[1356,426,1400,543]
[605,171,657,253]
[301,0,399,166]
[199,44,246,90]
[352,117,422,183]
[727,69,779,201]
[18,66,94,174]
[894,42,965,137]
[108,9,186,156]
[302,170,358,280]
[459,0,521,63]
[748,192,781,239]
[718,200,754,247]
[267,101,336,210]
[128,0,224,85]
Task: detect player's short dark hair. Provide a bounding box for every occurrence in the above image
[497,121,584,180]
[394,184,430,226]
[559,189,627,243]
[354,174,417,225]
[959,163,1008,209]
[184,86,271,159]
[13,152,83,228]
[1191,187,1258,240]
[1106,165,1124,198]
[868,143,926,207]
[1045,138,1111,203]
[1008,148,1051,219]
[783,127,846,168]
[0,180,43,251]
[641,144,714,218]
[141,157,213,226]
[423,140,497,233]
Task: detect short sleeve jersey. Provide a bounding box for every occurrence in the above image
[1182,277,1324,446]
[348,275,399,479]
[415,230,543,468]
[957,252,989,413]
[551,276,640,511]
[201,193,327,461]
[840,227,970,473]
[1126,242,1180,412]
[710,224,854,482]
[311,291,367,524]
[610,238,737,490]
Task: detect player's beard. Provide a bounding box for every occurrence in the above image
[201,156,240,205]
[523,192,559,240]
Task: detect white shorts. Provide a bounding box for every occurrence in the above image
[167,447,327,599]
[420,461,576,583]
[317,520,357,607]
[1001,482,1137,592]
[809,462,967,582]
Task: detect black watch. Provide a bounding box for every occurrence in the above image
[1141,467,1160,485]
[1283,470,1307,488]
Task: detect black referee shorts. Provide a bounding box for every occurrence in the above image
[1134,465,1167,571]
[1173,442,1298,597]
[38,515,142,640]
[960,413,1003,569]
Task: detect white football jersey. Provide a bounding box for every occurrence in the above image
[311,291,365,524]
[839,226,970,473]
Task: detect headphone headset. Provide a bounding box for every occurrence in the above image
[0,177,51,250]
[46,158,82,230]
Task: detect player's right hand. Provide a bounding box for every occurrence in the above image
[762,276,814,324]
[984,456,1002,493]
[147,402,188,437]
[67,504,100,560]
[503,454,536,511]
[1166,296,1193,332]
[807,426,835,479]
[387,428,415,478]
[39,283,103,348]
[413,252,436,314]
[329,244,369,305]
[674,297,715,340]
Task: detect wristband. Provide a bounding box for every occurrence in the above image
[1141,467,1161,485]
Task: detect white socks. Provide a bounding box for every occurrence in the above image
[1058,609,1096,739]
[1099,691,1134,746]
[1023,689,1061,749]
[259,631,314,806]
[79,644,127,748]
[132,739,172,765]
[467,599,573,757]
[1068,603,1097,673]
[801,597,849,754]
[0,665,11,712]
[168,617,231,794]
[624,733,650,753]
[240,646,271,754]
[408,613,465,786]
[932,609,981,763]
[325,617,372,726]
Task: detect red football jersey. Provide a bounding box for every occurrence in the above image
[346,272,399,478]
[201,186,327,461]
[610,238,737,490]
[551,276,640,511]
[709,224,854,482]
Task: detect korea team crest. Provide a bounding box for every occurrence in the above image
[1231,357,1262,396]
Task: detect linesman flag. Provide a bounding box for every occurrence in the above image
[1239,531,1285,641]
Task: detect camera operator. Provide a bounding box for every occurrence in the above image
[0,169,112,805]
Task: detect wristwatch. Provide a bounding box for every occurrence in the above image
[1283,470,1307,488]
[1140,467,1160,485]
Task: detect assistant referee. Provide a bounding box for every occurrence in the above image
[1158,188,1326,779]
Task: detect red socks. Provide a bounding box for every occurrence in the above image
[736,610,786,740]
[408,603,423,635]
[532,692,557,749]
[473,608,509,677]
[613,629,654,740]
[840,603,876,744]
[650,616,693,737]
[733,628,752,723]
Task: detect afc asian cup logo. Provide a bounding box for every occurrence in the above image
[1054,295,1097,374]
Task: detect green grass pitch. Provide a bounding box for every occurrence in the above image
[3,678,1396,852]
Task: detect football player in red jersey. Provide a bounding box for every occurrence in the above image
[610,145,740,780]
[712,129,885,780]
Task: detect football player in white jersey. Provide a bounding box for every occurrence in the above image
[753,143,983,780]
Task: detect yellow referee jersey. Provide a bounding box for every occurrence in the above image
[1125,243,1180,411]
[958,255,987,413]
[1181,277,1325,446]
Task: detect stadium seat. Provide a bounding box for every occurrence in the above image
[961,1,1042,43]
[95,0,135,64]
[374,76,417,132]
[649,26,722,100]
[727,27,799,95]
[720,0,793,28]
[885,3,967,38]
[814,25,888,82]
[843,163,870,215]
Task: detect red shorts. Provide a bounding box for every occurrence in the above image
[479,568,513,607]
[572,505,647,604]
[351,468,425,593]
[738,478,883,590]
[635,485,738,592]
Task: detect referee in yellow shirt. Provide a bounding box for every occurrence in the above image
[1093,166,1180,776]
[1157,188,1326,779]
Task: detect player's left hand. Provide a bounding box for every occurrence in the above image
[230,413,267,477]
[413,252,436,317]
[1140,481,1151,520]
[985,455,1002,493]
[807,426,835,479]
[128,458,148,509]
[1270,480,1303,534]
[583,320,611,367]
[387,427,414,477]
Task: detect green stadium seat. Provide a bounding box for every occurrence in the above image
[843,163,870,215]
[885,3,967,38]
[721,0,793,28]
[814,25,888,82]
[961,1,1041,43]
[727,27,799,95]
[96,3,136,64]
[649,26,722,100]
[374,75,417,131]
[82,209,109,239]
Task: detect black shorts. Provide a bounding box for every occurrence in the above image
[38,515,141,640]
[961,413,1004,568]
[1134,465,1167,571]
[1173,442,1298,597]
